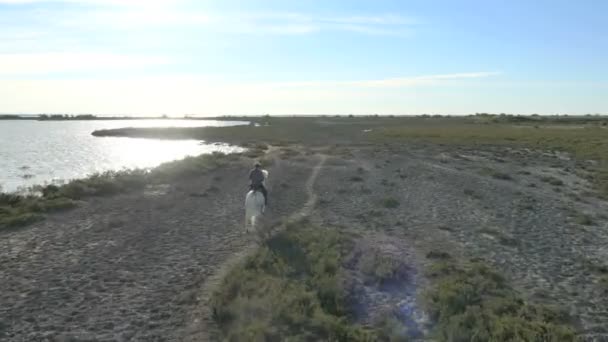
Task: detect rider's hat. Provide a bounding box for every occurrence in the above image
[254,161,261,167]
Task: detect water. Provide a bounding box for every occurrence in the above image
[0,119,248,193]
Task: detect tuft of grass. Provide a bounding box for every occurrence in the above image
[349,176,364,182]
[479,167,513,181]
[574,213,594,226]
[424,260,579,341]
[539,175,565,186]
[359,186,372,194]
[492,172,513,180]
[581,258,608,276]
[498,235,519,247]
[373,314,410,341]
[368,209,383,217]
[426,250,452,260]
[463,188,482,199]
[478,227,519,247]
[599,275,608,294]
[382,197,400,209]
[437,225,454,232]
[359,250,404,285]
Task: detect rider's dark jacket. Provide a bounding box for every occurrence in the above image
[249,168,265,187]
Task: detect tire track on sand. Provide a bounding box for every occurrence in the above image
[182,155,327,341]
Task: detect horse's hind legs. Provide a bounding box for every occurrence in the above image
[245,214,252,232]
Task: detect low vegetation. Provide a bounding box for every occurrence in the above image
[373,120,608,198]
[211,219,580,340]
[424,259,579,341]
[359,250,404,286]
[0,194,77,230]
[539,175,565,186]
[463,188,482,200]
[211,220,377,341]
[350,176,364,182]
[574,212,594,226]
[382,197,400,209]
[479,167,513,181]
[599,275,608,294]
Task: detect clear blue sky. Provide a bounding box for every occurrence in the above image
[0,0,606,115]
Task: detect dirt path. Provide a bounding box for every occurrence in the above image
[0,156,313,342]
[182,154,327,341]
[286,154,327,221]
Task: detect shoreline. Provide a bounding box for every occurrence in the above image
[1,142,245,196]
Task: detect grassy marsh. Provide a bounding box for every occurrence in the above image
[94,115,608,198]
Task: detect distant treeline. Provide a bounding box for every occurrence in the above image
[0,114,176,121]
[1,113,607,122]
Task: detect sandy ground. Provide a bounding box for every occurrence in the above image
[1,144,608,341]
[315,143,608,340]
[0,152,313,341]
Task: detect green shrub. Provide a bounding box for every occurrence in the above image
[382,197,400,209]
[480,168,513,181]
[599,275,608,294]
[359,251,403,285]
[492,172,513,180]
[0,193,22,206]
[424,260,578,341]
[539,176,564,186]
[463,188,482,199]
[0,212,44,229]
[574,213,594,226]
[211,221,376,341]
[150,153,230,181]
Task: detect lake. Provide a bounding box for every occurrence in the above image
[0,119,247,193]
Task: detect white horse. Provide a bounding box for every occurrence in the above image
[245,170,268,232]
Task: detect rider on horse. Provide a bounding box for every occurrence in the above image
[249,162,268,205]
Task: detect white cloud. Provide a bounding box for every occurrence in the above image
[319,15,411,25]
[0,53,170,75]
[221,12,415,36]
[273,72,501,88]
[67,10,413,35]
